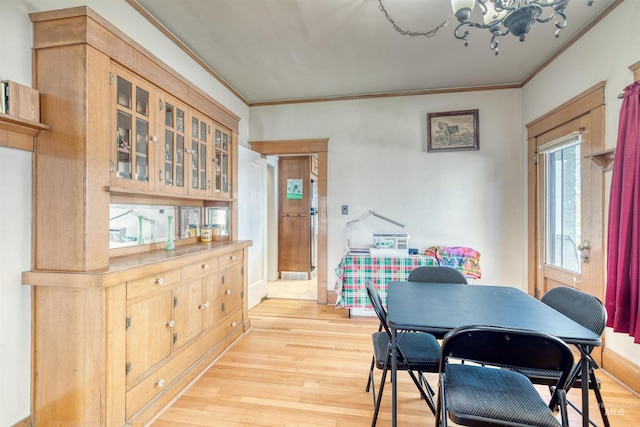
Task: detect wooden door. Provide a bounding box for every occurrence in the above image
[202,270,224,330]
[188,110,213,197]
[223,264,244,314]
[527,84,605,301]
[172,280,203,349]
[160,94,188,195]
[111,66,157,192]
[213,125,233,199]
[278,156,311,275]
[126,292,172,382]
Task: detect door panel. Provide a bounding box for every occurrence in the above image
[172,280,203,350]
[534,113,603,299]
[126,292,172,382]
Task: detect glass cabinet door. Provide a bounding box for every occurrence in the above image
[114,70,155,190]
[221,132,229,194]
[214,125,231,198]
[162,95,187,195]
[189,111,212,197]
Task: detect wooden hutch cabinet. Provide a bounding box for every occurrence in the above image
[21,7,250,427]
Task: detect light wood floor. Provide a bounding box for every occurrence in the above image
[151,299,640,426]
[267,278,317,300]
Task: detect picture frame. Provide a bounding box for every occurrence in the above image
[427,109,479,152]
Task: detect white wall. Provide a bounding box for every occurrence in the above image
[1,0,250,424]
[249,89,525,291]
[0,148,33,426]
[522,0,640,367]
[0,1,38,425]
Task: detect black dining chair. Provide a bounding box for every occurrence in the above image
[436,325,575,427]
[407,266,467,284]
[516,286,610,427]
[364,280,441,426]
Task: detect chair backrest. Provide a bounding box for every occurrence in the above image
[364,280,392,337]
[541,287,606,336]
[441,325,575,389]
[407,266,468,284]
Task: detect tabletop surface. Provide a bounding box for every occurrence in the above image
[386,281,601,346]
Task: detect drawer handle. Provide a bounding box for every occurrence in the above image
[225,289,232,295]
[230,321,237,327]
[166,320,175,328]
[155,277,165,285]
[202,263,209,270]
[230,255,236,261]
[199,302,210,309]
[156,379,165,388]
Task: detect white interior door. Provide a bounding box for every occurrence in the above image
[238,145,268,309]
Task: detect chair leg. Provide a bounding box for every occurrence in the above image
[366,355,375,392]
[372,363,389,427]
[560,367,611,427]
[590,369,611,427]
[435,375,446,427]
[366,356,378,408]
[420,371,435,396]
[406,368,436,414]
[557,389,570,427]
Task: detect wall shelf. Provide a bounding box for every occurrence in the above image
[0,112,50,151]
[585,148,615,171]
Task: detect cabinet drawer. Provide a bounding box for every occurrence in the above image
[183,256,219,280]
[219,250,243,267]
[127,268,182,300]
[126,351,184,419]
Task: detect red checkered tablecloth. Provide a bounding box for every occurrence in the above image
[334,254,437,309]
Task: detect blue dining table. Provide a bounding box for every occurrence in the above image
[385,281,602,427]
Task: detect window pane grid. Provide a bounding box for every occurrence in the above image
[544,139,581,272]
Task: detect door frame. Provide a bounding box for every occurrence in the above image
[250,138,329,304]
[526,82,606,301]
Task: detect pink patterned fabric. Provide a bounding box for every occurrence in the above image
[606,80,640,343]
[424,246,481,279]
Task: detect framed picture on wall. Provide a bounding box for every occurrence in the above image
[427,109,479,152]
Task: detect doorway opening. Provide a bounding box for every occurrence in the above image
[250,139,329,304]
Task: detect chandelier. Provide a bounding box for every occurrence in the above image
[378,0,595,55]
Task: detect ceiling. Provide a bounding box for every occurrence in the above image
[131,0,617,104]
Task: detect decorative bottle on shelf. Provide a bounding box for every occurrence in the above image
[137,215,144,245]
[165,215,175,251]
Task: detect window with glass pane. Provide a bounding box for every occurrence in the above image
[191,139,199,189]
[117,111,132,179]
[200,144,206,189]
[135,118,149,182]
[545,138,581,272]
[165,130,174,185]
[165,103,174,127]
[117,77,131,108]
[176,134,184,187]
[135,87,148,116]
[222,152,228,193]
[215,150,221,191]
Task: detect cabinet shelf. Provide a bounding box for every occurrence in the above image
[0,112,50,151]
[107,185,234,203]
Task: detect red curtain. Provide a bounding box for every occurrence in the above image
[606,81,640,343]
